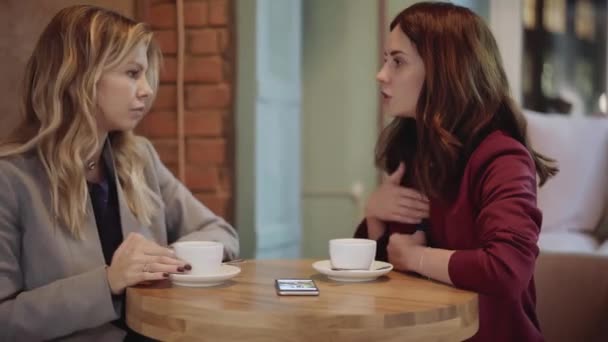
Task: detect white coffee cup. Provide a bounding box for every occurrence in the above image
[329,238,376,270]
[172,241,224,275]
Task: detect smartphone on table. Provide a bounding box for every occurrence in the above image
[275,279,320,296]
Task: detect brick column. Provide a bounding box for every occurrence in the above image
[136,0,234,221]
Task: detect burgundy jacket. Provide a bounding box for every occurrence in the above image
[355,131,544,342]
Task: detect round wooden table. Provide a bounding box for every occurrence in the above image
[126,259,478,341]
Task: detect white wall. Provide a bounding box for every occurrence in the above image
[301,0,379,258]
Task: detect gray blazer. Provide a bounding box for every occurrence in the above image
[0,137,239,341]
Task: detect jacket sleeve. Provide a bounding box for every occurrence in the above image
[142,139,239,260]
[0,166,119,341]
[448,147,542,300]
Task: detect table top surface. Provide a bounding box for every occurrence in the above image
[126,259,478,341]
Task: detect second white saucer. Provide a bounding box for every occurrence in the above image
[312,260,393,282]
[170,264,241,287]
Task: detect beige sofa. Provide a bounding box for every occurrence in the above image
[524,111,608,342]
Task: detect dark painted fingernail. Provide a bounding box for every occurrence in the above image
[163,273,169,278]
[184,264,192,271]
[177,267,185,272]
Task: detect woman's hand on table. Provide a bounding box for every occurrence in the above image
[106,233,190,295]
[387,230,427,272]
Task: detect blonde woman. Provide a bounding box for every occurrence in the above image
[0,5,239,341]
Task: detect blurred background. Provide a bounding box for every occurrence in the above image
[0,0,606,260]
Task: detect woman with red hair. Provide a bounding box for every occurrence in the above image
[356,2,557,341]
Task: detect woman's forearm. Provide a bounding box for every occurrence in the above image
[406,246,455,285]
[0,266,119,340]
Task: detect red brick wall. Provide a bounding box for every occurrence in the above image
[136,0,234,222]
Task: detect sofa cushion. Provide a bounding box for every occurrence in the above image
[537,232,600,253]
[535,251,608,342]
[598,240,608,256]
[524,110,608,234]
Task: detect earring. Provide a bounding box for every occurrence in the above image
[86,160,96,171]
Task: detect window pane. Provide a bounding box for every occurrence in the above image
[523,0,607,116]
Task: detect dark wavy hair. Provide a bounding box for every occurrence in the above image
[376,2,557,198]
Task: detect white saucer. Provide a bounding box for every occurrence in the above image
[170,264,241,287]
[312,260,393,282]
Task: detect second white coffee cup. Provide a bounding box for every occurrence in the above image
[172,241,224,275]
[329,238,376,270]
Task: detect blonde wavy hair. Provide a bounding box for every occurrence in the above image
[1,5,162,237]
